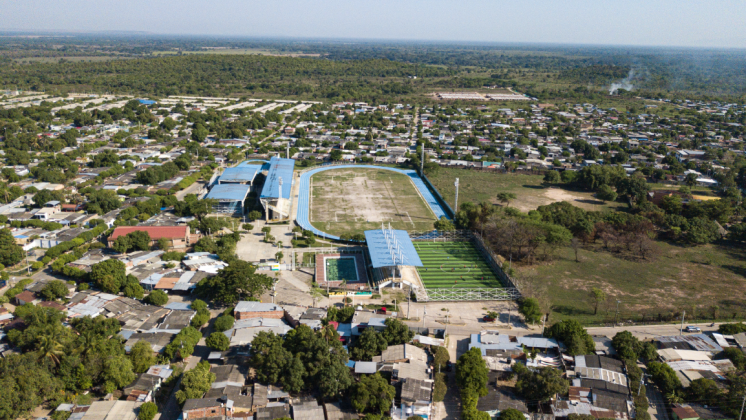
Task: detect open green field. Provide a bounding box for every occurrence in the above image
[429,168,628,213]
[517,242,746,325]
[310,168,437,237]
[415,242,503,288]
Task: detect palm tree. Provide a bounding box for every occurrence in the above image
[319,324,336,345]
[74,331,98,358]
[37,332,65,366]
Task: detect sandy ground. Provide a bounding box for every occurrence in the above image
[512,187,608,212]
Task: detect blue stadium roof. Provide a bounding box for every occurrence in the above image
[219,164,262,184]
[260,156,295,200]
[364,229,423,268]
[205,184,251,201]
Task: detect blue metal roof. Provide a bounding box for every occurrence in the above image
[219,165,262,184]
[260,156,295,200]
[205,183,251,201]
[364,229,423,268]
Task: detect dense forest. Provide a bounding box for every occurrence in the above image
[1,35,746,100]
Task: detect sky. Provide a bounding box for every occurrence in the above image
[1,0,745,49]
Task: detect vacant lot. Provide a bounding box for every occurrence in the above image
[429,168,628,213]
[516,242,746,325]
[310,168,437,237]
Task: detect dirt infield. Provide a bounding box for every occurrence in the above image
[309,168,437,237]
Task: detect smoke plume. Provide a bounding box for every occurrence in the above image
[609,69,635,94]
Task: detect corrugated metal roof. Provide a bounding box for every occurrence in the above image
[260,157,295,200]
[219,165,261,183]
[364,229,423,268]
[205,183,252,201]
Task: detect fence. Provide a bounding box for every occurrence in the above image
[421,172,455,218]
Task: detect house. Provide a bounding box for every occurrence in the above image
[671,404,700,420]
[234,301,284,320]
[477,373,529,419]
[107,226,194,249]
[123,373,162,401]
[393,378,433,420]
[182,397,233,420]
[80,401,143,420]
[14,290,37,306]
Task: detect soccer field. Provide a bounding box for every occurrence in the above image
[309,168,438,237]
[415,241,504,288]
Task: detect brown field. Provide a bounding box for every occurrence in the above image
[310,168,437,237]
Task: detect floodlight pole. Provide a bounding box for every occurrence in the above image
[454,178,459,213]
[420,145,424,176]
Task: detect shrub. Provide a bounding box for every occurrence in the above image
[214,315,235,332]
[138,402,158,420]
[206,332,230,351]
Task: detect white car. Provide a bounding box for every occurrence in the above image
[685,326,701,333]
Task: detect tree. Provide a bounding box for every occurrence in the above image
[112,236,131,254]
[456,347,489,397]
[514,362,569,403]
[36,331,65,366]
[660,195,683,215]
[214,315,235,332]
[309,287,324,308]
[103,354,136,393]
[648,361,682,396]
[157,237,171,251]
[722,347,746,371]
[616,174,650,204]
[519,298,542,324]
[570,237,581,262]
[684,172,698,187]
[138,402,158,420]
[351,328,388,361]
[198,260,273,305]
[497,192,517,207]
[90,259,127,294]
[130,340,156,374]
[206,332,230,351]
[382,318,414,346]
[433,216,455,231]
[330,149,344,161]
[590,288,606,315]
[248,210,262,221]
[545,319,595,356]
[596,185,618,203]
[499,409,526,420]
[175,361,215,405]
[350,373,396,414]
[87,189,121,214]
[0,228,24,267]
[318,355,353,399]
[543,170,561,184]
[41,280,69,300]
[432,346,450,372]
[685,217,720,244]
[145,290,169,306]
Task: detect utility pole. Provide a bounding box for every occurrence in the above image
[680,310,686,336]
[739,393,746,420]
[454,178,460,213]
[615,300,621,326]
[420,145,424,176]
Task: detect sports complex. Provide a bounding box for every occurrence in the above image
[296,164,521,301]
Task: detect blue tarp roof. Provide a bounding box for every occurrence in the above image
[205,183,251,201]
[364,229,423,268]
[219,165,261,183]
[138,99,156,105]
[260,156,295,200]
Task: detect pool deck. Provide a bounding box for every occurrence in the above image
[315,253,369,289]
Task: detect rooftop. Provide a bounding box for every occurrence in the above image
[364,229,423,268]
[205,183,252,202]
[259,156,295,200]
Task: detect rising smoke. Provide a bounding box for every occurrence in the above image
[609,69,635,95]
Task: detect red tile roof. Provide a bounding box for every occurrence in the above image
[110,226,188,241]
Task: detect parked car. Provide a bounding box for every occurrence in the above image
[445,361,453,372]
[685,326,701,333]
[377,307,387,314]
[483,315,496,322]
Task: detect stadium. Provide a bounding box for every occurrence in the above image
[297,164,520,302]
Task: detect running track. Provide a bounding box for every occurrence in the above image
[297,165,450,240]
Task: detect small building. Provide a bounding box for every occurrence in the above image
[182,397,233,420]
[108,226,194,249]
[234,301,284,320]
[14,291,37,306]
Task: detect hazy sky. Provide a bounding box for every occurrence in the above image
[2,0,745,49]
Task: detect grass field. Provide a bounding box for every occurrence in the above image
[415,242,503,288]
[310,168,437,237]
[517,242,746,325]
[430,168,635,213]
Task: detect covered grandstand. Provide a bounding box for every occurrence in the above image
[259,156,295,221]
[218,161,263,185]
[364,225,423,290]
[204,183,251,215]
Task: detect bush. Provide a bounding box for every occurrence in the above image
[145,290,169,306]
[41,280,69,300]
[242,223,254,231]
[161,251,185,262]
[31,261,44,270]
[138,402,158,420]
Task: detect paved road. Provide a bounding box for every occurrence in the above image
[586,322,723,339]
